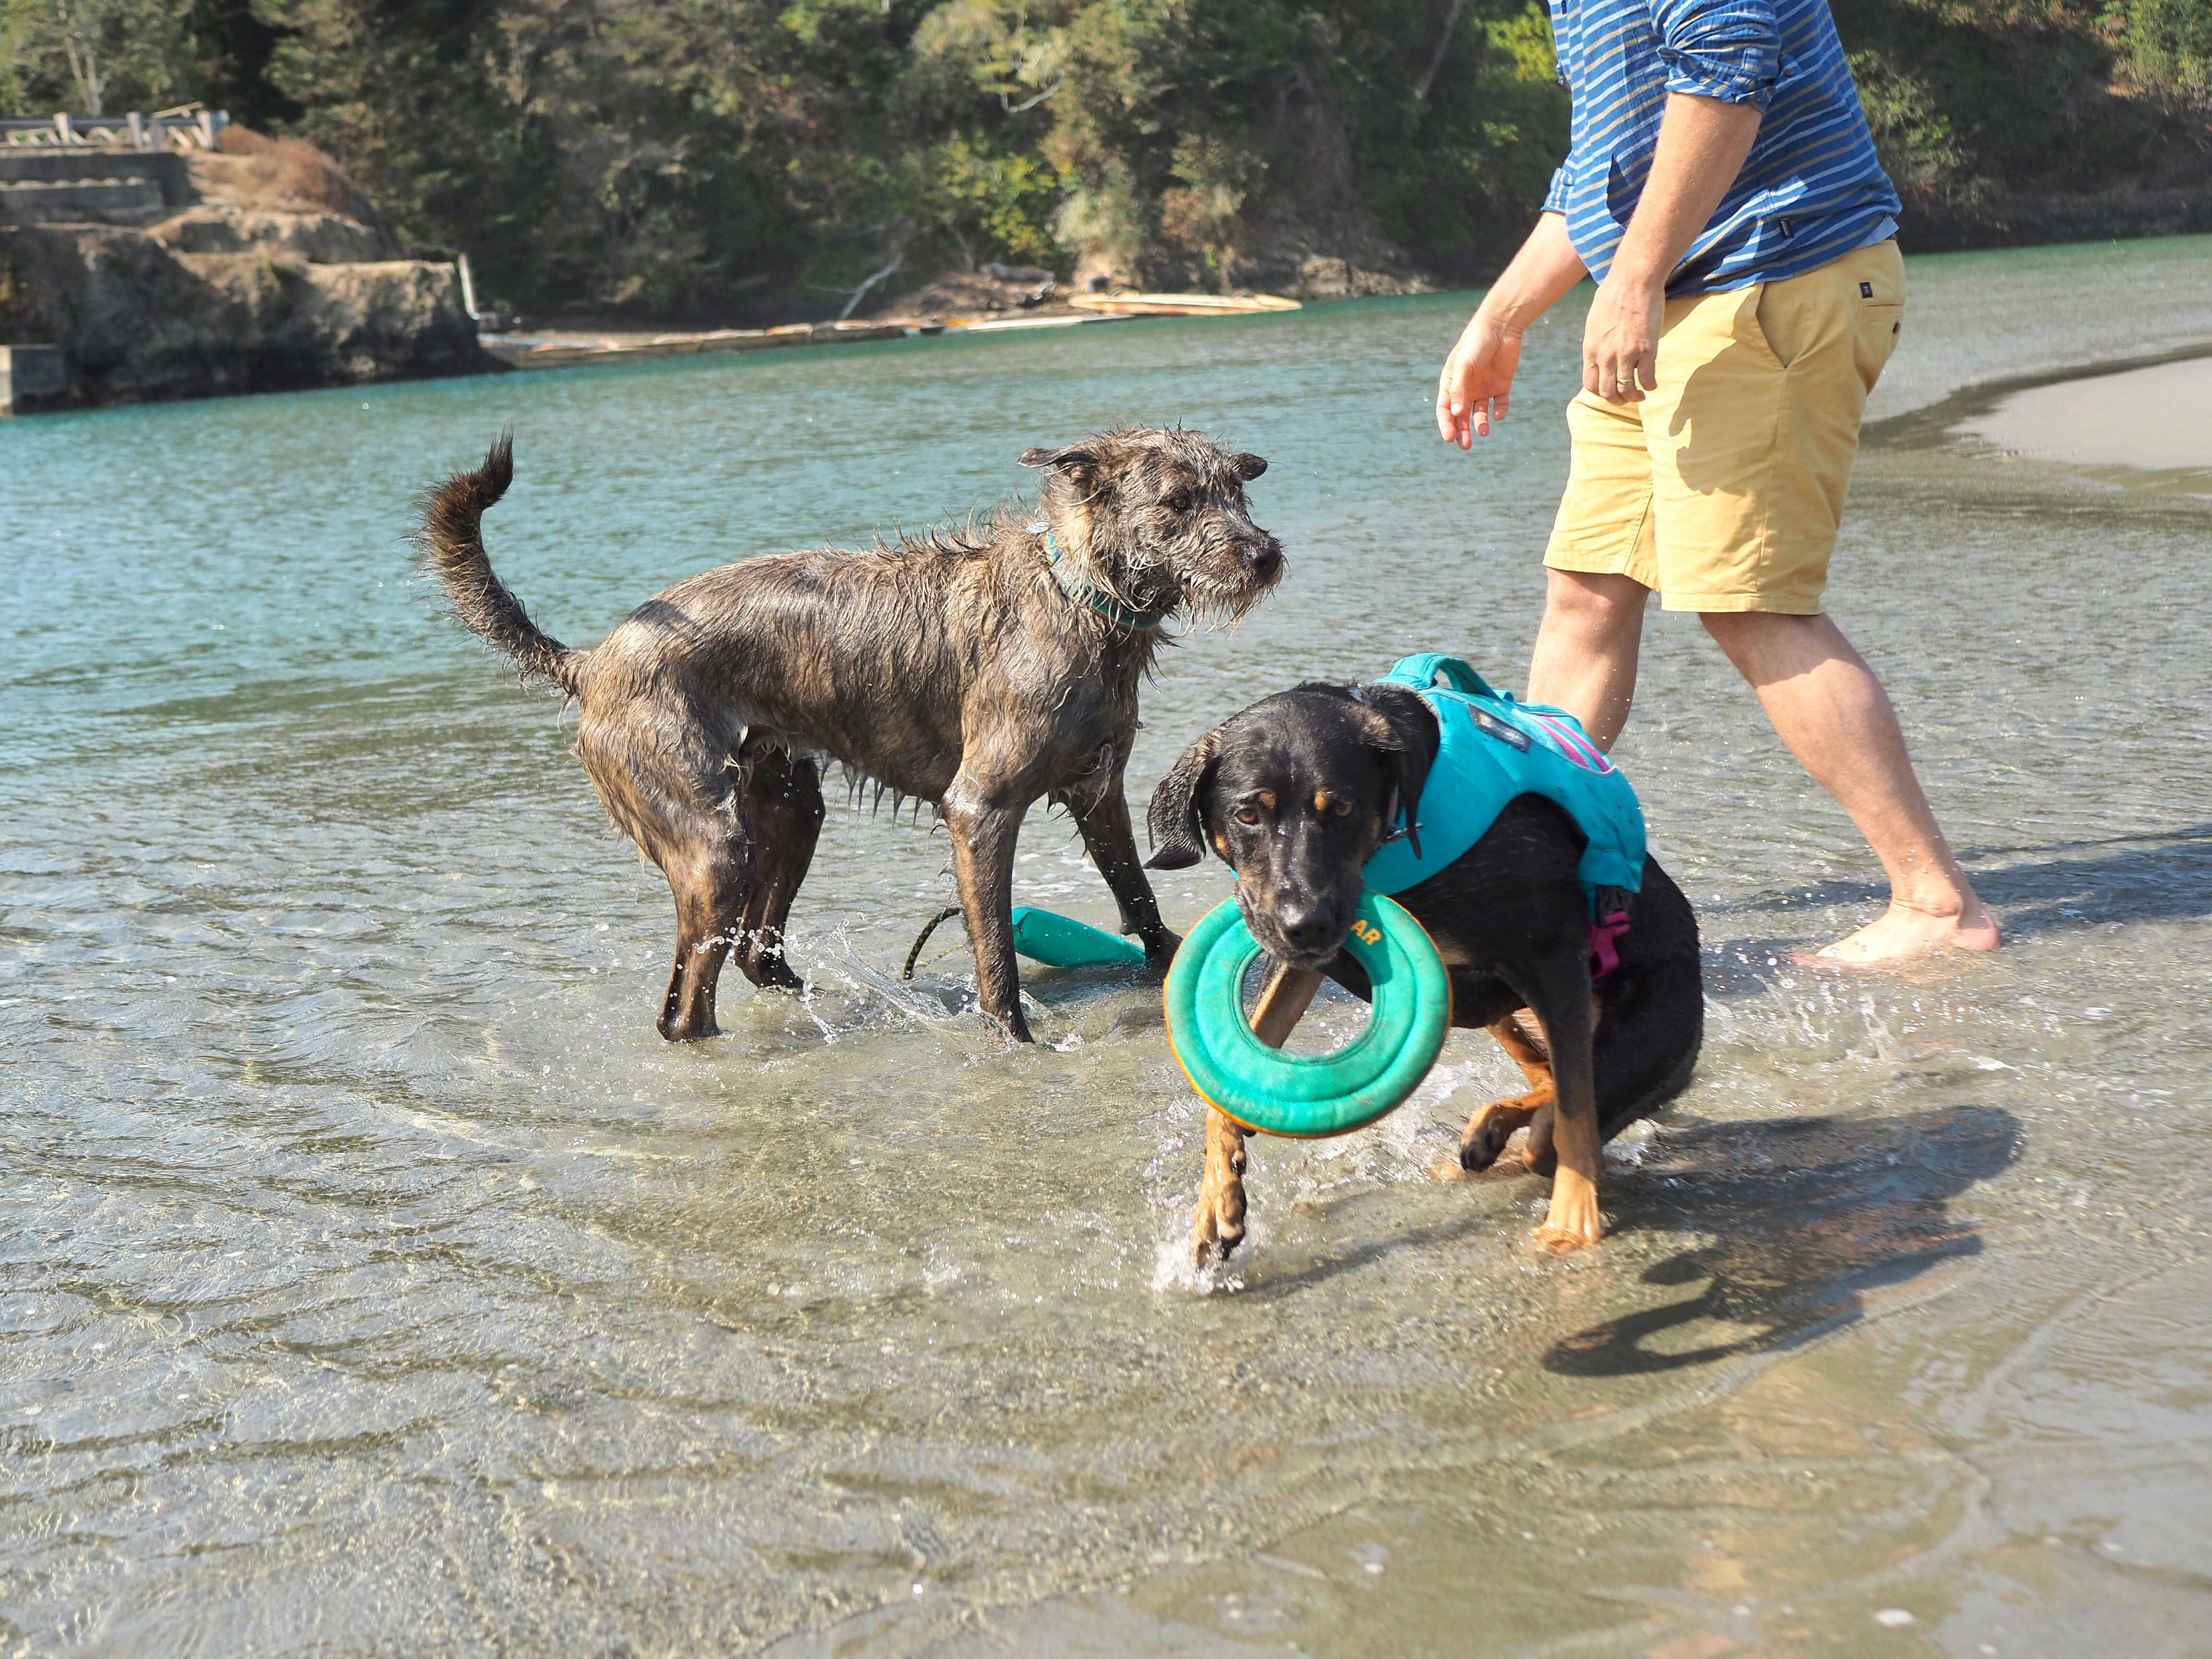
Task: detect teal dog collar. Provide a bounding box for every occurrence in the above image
[1034,523,1166,631]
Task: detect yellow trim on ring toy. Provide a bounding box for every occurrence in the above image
[1163,893,1452,1138]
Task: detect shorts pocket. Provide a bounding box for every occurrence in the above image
[1738,283,1787,369]
[1751,270,1835,369]
[1856,301,1904,391]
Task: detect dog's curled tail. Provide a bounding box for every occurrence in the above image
[417,434,585,695]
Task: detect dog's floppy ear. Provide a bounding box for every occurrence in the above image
[1145,729,1223,870]
[1352,683,1435,859]
[1231,452,1267,481]
[1020,443,1103,489]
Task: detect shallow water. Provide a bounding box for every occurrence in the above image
[3,233,2210,1659]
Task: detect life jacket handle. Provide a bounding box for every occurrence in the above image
[1377,653,1501,701]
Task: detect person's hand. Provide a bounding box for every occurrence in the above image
[1436,311,1525,447]
[1582,273,1664,402]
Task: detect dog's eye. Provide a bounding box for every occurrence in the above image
[1165,491,1192,513]
[1234,806,1261,826]
[1332,799,1352,818]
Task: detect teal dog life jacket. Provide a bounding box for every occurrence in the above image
[1360,654,1647,907]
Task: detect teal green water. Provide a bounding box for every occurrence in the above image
[3,234,2209,1658]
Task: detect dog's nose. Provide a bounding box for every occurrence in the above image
[1277,904,1334,953]
[1248,541,1283,580]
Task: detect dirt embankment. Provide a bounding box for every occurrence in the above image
[0,128,493,408]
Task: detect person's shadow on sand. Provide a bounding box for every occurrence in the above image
[1724,824,2212,947]
[1543,1103,2018,1375]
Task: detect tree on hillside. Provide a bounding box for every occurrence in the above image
[1836,0,2210,207]
[2108,0,2212,107]
[0,0,199,113]
[230,0,1569,310]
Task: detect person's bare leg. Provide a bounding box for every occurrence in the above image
[1525,570,1652,751]
[1702,610,1999,962]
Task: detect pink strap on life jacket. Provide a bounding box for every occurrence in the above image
[1588,909,1631,981]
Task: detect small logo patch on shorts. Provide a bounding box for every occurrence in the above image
[1860,281,1875,298]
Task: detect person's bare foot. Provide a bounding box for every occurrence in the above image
[1815,896,2001,964]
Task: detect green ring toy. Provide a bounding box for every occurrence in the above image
[1164,893,1452,1138]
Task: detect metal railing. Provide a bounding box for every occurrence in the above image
[0,105,229,152]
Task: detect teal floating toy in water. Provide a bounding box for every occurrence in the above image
[901,904,1146,980]
[1009,906,1148,967]
[1164,894,1451,1138]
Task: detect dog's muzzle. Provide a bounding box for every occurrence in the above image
[1238,885,1350,973]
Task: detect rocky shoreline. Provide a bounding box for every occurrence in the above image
[5,124,2204,414]
[0,129,491,411]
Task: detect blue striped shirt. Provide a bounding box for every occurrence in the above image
[1542,0,1900,295]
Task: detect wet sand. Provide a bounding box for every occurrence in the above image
[1958,352,2212,471]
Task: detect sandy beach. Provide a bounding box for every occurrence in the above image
[1956,351,2212,471]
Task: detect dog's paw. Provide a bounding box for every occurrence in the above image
[1193,1178,1247,1266]
[1457,1121,1510,1173]
[734,930,805,993]
[1426,1147,1475,1181]
[656,1010,722,1042]
[1532,1170,1604,1251]
[1531,1218,1604,1252]
[1193,1210,1245,1267]
[1459,1097,1537,1172]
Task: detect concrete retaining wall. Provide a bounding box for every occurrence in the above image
[0,149,192,200]
[0,343,67,412]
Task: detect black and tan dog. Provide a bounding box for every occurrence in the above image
[420,429,1282,1043]
[1146,680,1702,1258]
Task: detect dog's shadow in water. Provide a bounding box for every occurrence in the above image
[1542,1102,2019,1376]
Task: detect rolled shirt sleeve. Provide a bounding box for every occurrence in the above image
[1649,0,1780,107]
[1543,163,1571,215]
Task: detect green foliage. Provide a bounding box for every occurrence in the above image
[0,0,201,114]
[2105,0,2212,104]
[1833,0,2210,198]
[1847,44,1967,192]
[929,131,1066,263]
[213,0,1582,306]
[249,0,828,312]
[1336,1,1572,269]
[3,0,2204,315]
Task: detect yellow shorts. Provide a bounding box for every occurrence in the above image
[1544,239,1905,614]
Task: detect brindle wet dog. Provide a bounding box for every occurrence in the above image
[420,430,1283,1043]
[1146,681,1702,1257]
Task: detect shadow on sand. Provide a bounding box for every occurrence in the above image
[1718,823,2212,949]
[1545,1102,2019,1376]
[1233,1103,2018,1355]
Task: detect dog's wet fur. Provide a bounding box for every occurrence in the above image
[419,428,1283,1043]
[1146,681,1702,1256]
